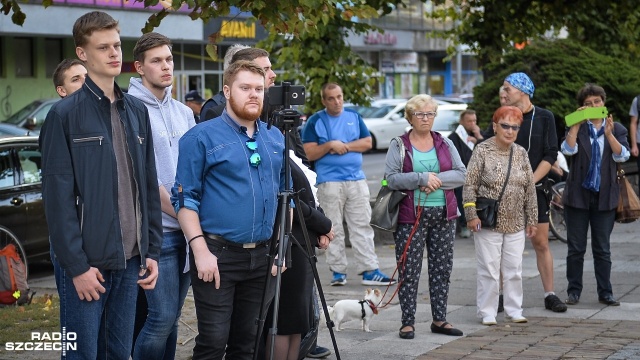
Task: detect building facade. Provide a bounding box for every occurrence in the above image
[0,1,480,120]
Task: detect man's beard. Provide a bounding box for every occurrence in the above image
[229,96,263,121]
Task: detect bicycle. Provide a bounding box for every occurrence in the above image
[548,182,567,243]
[0,225,29,278]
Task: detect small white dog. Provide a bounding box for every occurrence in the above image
[329,288,382,332]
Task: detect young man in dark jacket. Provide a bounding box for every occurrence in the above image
[39,11,163,359]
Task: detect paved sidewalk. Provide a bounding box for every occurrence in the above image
[23,221,640,360]
[308,221,640,360]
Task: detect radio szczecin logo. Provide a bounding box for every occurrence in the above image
[5,328,77,355]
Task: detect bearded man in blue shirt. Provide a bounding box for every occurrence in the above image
[172,60,286,360]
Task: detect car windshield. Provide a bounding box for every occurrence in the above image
[432,110,463,132]
[3,101,44,125]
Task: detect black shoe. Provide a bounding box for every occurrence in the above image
[497,294,504,313]
[545,294,568,312]
[307,346,331,358]
[399,325,415,339]
[430,322,463,336]
[565,293,580,305]
[599,295,620,306]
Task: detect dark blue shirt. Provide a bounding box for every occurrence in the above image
[171,110,286,243]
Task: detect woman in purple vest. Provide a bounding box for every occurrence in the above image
[384,94,467,339]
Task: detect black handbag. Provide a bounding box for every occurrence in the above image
[370,185,407,232]
[370,137,407,232]
[476,147,513,228]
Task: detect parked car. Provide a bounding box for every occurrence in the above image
[1,98,59,132]
[0,136,49,264]
[359,99,467,150]
[0,123,39,136]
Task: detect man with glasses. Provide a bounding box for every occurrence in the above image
[171,60,286,359]
[484,72,567,313]
[302,82,396,287]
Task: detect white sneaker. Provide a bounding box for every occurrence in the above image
[507,315,528,323]
[482,316,497,325]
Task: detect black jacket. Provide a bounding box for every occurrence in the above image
[39,76,163,277]
[447,131,474,166]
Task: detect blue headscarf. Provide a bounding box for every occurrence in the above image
[582,120,605,192]
[505,72,535,98]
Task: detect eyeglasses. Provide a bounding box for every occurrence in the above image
[245,139,261,167]
[412,111,437,119]
[583,98,603,107]
[498,123,520,131]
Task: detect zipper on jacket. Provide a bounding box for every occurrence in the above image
[73,136,104,145]
[76,196,85,232]
[137,136,144,145]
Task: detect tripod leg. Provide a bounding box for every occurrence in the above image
[292,195,342,360]
[254,192,292,360]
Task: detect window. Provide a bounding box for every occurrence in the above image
[14,38,34,77]
[0,148,15,188]
[17,146,42,184]
[45,38,63,78]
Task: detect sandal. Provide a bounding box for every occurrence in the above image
[399,325,415,339]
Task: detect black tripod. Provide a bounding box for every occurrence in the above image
[253,83,341,360]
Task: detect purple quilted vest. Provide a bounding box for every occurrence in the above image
[397,131,459,224]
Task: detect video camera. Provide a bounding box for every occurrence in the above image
[267,82,305,130]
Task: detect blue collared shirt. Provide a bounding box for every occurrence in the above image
[171,111,286,244]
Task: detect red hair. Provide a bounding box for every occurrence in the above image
[492,106,523,125]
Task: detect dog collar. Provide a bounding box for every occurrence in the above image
[359,299,379,318]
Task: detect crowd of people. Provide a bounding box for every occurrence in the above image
[38,10,634,360]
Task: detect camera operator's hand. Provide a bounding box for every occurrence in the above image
[318,235,330,250]
[271,255,287,276]
[326,228,335,241]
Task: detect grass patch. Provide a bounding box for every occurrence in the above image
[0,294,60,345]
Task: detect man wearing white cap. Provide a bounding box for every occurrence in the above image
[485,72,567,313]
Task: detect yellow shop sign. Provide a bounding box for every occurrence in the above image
[220,21,256,39]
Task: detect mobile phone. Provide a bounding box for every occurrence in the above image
[139,266,150,280]
[564,107,608,127]
[476,223,481,231]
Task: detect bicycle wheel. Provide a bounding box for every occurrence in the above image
[548,182,567,243]
[0,225,29,279]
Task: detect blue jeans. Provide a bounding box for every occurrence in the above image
[133,230,191,360]
[190,240,274,360]
[52,251,140,360]
[565,193,616,299]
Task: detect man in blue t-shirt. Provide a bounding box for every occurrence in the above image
[302,82,396,286]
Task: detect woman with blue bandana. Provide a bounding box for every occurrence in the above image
[561,83,630,307]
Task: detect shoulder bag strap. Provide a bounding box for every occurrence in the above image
[497,146,514,202]
[384,137,405,181]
